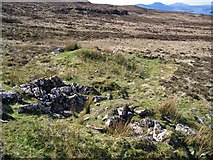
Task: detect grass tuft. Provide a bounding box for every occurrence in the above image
[64,42,81,52]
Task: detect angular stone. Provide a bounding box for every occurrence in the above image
[0,90,21,104]
[18,104,51,115]
[153,129,171,142]
[139,118,154,128]
[93,96,107,103]
[134,108,154,117]
[175,124,196,135]
[129,122,143,136]
[194,116,206,125]
[117,105,132,120]
[51,48,64,55]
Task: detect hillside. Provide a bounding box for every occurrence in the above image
[1,2,212,159]
[137,2,212,15]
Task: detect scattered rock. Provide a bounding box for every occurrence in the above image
[93,96,107,103]
[19,76,66,97]
[107,94,113,100]
[51,48,64,55]
[194,116,206,126]
[139,118,154,128]
[175,124,196,135]
[105,116,124,127]
[117,105,133,120]
[205,114,212,120]
[102,114,109,121]
[95,103,100,106]
[134,108,154,117]
[146,121,171,142]
[106,119,115,127]
[129,122,143,136]
[153,129,171,142]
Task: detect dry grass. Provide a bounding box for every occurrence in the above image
[156,98,181,121]
[77,96,93,125]
[186,126,212,157]
[64,42,81,52]
[107,121,131,137]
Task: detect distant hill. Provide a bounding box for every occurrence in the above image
[137,2,212,15]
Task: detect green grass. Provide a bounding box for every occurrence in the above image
[2,47,212,159]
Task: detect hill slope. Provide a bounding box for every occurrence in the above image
[1,2,212,159]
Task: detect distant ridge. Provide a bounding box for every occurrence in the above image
[137,2,211,15]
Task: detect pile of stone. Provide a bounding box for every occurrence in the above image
[17,76,101,117]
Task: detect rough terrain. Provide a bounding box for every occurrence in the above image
[1,2,212,159]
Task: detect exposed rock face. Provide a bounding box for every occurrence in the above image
[18,76,100,117]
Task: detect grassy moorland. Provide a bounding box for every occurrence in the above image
[2,44,212,159]
[1,2,212,159]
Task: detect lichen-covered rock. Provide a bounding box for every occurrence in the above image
[51,48,64,55]
[117,104,133,120]
[0,90,21,104]
[18,76,101,117]
[18,104,51,115]
[134,108,154,118]
[129,122,143,136]
[175,124,196,135]
[19,76,66,96]
[93,96,107,103]
[139,118,154,128]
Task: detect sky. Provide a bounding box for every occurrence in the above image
[89,0,212,5]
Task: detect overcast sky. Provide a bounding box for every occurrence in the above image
[89,0,212,5]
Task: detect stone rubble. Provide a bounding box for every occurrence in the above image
[175,124,196,135]
[17,76,100,117]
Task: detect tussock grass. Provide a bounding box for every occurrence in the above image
[64,42,81,52]
[77,49,106,61]
[107,121,131,137]
[2,118,110,159]
[156,98,182,121]
[186,125,212,158]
